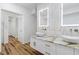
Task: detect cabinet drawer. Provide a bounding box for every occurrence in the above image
[35,40,45,53]
[44,41,55,51]
[56,44,74,55]
[43,41,56,55]
[75,49,79,55]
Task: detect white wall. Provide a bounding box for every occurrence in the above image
[37,3,61,37]
[0,3,37,43]
[24,10,37,43]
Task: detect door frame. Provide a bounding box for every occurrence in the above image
[0,8,25,44]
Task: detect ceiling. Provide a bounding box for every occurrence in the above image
[15,3,47,10]
[15,3,37,10]
[63,3,79,9]
[16,3,79,10]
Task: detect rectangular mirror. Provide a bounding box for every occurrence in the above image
[39,7,49,27]
[61,3,79,26]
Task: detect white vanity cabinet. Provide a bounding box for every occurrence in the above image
[30,37,37,49]
[74,49,79,55]
[30,37,79,55]
[35,39,45,54]
[55,44,74,55]
[30,37,56,55]
[30,37,45,54]
[43,41,56,55]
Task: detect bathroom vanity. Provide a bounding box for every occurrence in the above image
[30,36,79,55]
[30,3,79,55]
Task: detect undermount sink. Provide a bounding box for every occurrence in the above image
[61,35,79,44]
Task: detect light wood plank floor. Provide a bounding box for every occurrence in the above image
[0,36,43,55]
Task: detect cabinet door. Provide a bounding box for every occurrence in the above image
[56,44,74,55]
[30,37,37,49]
[35,39,45,54]
[74,49,79,55]
[30,38,44,54]
[43,41,56,55]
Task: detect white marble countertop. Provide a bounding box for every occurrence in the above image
[53,38,79,49]
[32,35,79,49]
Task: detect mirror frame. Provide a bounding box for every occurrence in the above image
[38,7,49,27]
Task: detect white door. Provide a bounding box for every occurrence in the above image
[8,16,18,38]
[8,14,24,43]
[18,16,25,44]
[1,9,24,44]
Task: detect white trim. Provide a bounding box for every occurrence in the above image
[61,3,63,26]
[0,8,2,52]
[38,9,40,27]
[1,8,23,15]
[47,7,49,27]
